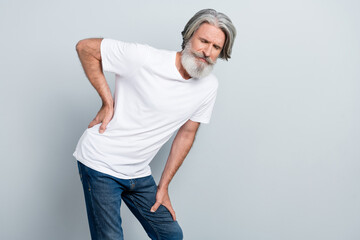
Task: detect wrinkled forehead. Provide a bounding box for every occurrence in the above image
[194,23,226,47]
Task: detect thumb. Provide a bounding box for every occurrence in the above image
[150,202,161,213]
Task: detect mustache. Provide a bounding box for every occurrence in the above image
[192,51,215,65]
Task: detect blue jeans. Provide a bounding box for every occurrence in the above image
[77,161,183,240]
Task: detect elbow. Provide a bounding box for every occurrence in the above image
[76,39,87,53]
[75,38,102,60]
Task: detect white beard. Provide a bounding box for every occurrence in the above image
[181,42,216,79]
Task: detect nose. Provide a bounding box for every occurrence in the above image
[202,45,212,58]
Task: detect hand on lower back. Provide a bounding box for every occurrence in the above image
[150,187,176,221]
[88,103,114,134]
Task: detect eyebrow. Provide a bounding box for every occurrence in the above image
[199,37,223,49]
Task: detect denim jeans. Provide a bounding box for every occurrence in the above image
[77,161,183,240]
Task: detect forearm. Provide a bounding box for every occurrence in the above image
[158,130,196,190]
[76,39,113,106]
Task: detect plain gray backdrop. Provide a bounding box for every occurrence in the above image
[1,0,359,239]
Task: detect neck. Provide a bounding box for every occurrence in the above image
[176,51,192,80]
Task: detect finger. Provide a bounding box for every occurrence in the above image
[99,119,109,134]
[150,202,161,213]
[164,204,176,221]
[171,211,176,221]
[88,119,99,128]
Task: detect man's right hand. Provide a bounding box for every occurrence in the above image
[76,38,115,134]
[88,103,114,134]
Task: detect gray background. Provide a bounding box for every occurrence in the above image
[1,0,359,239]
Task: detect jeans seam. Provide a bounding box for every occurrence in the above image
[128,194,161,240]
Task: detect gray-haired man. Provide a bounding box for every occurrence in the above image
[73,8,236,240]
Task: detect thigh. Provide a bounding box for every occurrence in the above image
[121,175,183,240]
[77,161,125,240]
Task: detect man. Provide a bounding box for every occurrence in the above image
[73,8,236,240]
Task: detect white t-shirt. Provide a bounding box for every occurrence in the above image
[73,38,218,179]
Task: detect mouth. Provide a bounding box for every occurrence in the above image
[190,50,214,65]
[198,57,208,63]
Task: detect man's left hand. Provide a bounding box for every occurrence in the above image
[150,187,176,221]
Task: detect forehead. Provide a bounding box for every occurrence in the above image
[193,23,226,47]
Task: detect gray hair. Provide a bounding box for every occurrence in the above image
[181,9,237,61]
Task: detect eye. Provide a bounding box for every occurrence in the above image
[199,38,209,44]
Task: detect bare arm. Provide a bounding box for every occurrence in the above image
[150,119,200,220]
[76,38,114,133]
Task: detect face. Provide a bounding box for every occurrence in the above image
[181,23,226,79]
[189,23,226,63]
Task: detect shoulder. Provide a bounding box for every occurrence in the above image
[146,44,175,58]
[101,39,174,57]
[141,44,176,66]
[101,38,151,54]
[100,38,156,75]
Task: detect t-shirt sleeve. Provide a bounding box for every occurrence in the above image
[100,38,149,77]
[190,88,218,124]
